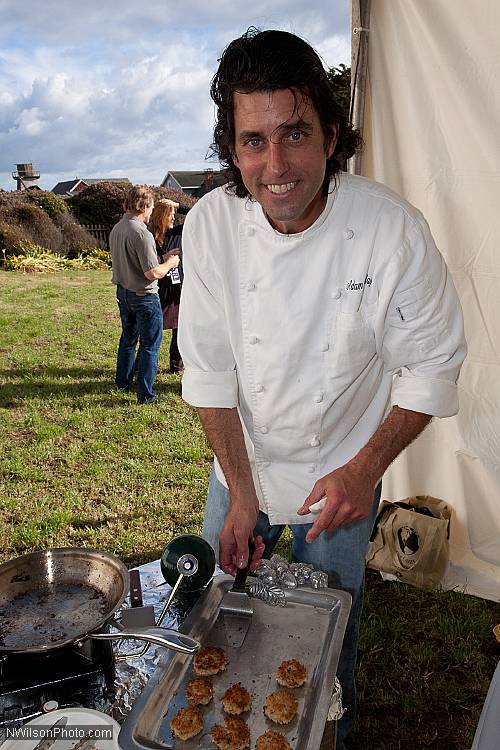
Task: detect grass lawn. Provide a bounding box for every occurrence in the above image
[1,269,499,749]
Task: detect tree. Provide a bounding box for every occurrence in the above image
[68,182,196,227]
[327,64,351,120]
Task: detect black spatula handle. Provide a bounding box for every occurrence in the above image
[232,540,255,591]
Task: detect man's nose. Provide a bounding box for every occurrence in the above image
[267,142,289,176]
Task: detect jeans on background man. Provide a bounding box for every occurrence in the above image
[115,285,163,404]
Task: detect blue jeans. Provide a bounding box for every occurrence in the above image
[203,463,381,749]
[115,286,163,403]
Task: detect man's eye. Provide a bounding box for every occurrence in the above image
[286,131,304,143]
[246,138,262,148]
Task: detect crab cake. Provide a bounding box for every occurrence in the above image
[169,706,204,740]
[193,645,227,676]
[221,682,252,714]
[210,716,250,750]
[276,659,307,688]
[186,676,213,706]
[255,730,292,750]
[263,690,298,725]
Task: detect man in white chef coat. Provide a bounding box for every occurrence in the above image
[178,29,466,747]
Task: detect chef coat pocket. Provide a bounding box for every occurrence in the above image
[328,311,376,384]
[390,277,447,356]
[392,277,433,327]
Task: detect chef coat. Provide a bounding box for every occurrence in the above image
[178,173,466,525]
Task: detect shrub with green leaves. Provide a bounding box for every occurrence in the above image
[53,212,100,258]
[150,186,197,210]
[27,190,69,219]
[0,220,27,258]
[11,202,63,252]
[69,182,197,228]
[68,181,130,226]
[4,240,111,272]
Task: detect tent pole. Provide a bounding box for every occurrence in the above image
[349,0,372,175]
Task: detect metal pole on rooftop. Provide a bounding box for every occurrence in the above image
[349,0,372,175]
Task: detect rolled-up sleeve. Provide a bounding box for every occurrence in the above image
[377,215,467,417]
[178,218,238,408]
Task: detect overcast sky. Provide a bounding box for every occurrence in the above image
[0,1,351,191]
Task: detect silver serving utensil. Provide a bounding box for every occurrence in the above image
[219,541,254,648]
[71,732,99,750]
[32,716,68,750]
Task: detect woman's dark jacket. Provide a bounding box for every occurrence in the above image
[157,224,183,309]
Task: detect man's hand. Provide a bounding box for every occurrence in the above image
[219,502,265,576]
[297,464,376,543]
[164,253,180,271]
[163,248,181,262]
[296,407,432,543]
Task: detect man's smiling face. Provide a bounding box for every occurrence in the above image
[233,88,336,234]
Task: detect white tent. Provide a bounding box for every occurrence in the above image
[354,0,500,601]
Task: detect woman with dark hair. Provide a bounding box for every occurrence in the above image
[149,200,184,373]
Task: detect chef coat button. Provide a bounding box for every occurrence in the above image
[331,288,342,300]
[247,226,255,237]
[343,228,354,240]
[249,335,259,344]
[313,392,324,403]
[320,342,329,352]
[247,281,256,291]
[307,464,316,473]
[310,435,320,447]
[260,426,269,434]
[255,383,264,393]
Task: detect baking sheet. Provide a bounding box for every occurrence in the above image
[119,576,351,750]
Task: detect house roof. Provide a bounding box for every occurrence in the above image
[164,171,209,189]
[161,170,228,196]
[52,177,131,196]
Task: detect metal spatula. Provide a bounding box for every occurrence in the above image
[219,541,254,648]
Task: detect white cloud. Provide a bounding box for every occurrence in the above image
[0,1,351,191]
[14,108,48,137]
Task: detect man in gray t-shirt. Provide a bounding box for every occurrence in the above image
[110,185,179,404]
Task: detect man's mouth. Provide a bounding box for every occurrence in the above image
[265,181,297,195]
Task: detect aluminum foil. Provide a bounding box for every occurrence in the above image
[247,578,287,606]
[254,554,329,589]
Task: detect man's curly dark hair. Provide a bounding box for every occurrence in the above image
[210,28,362,198]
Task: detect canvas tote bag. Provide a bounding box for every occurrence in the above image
[366,495,452,589]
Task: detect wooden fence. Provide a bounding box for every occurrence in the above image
[81,225,112,248]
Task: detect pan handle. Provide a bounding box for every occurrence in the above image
[87,626,200,654]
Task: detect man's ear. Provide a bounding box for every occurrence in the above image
[325,125,338,159]
[232,148,239,166]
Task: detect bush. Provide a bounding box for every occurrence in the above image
[4,240,63,273]
[53,212,100,258]
[68,182,197,227]
[0,190,25,223]
[72,246,111,269]
[27,190,69,219]
[4,240,112,272]
[11,203,63,253]
[68,181,130,226]
[150,186,197,210]
[0,221,28,258]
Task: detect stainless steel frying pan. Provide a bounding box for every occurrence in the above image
[0,547,198,655]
